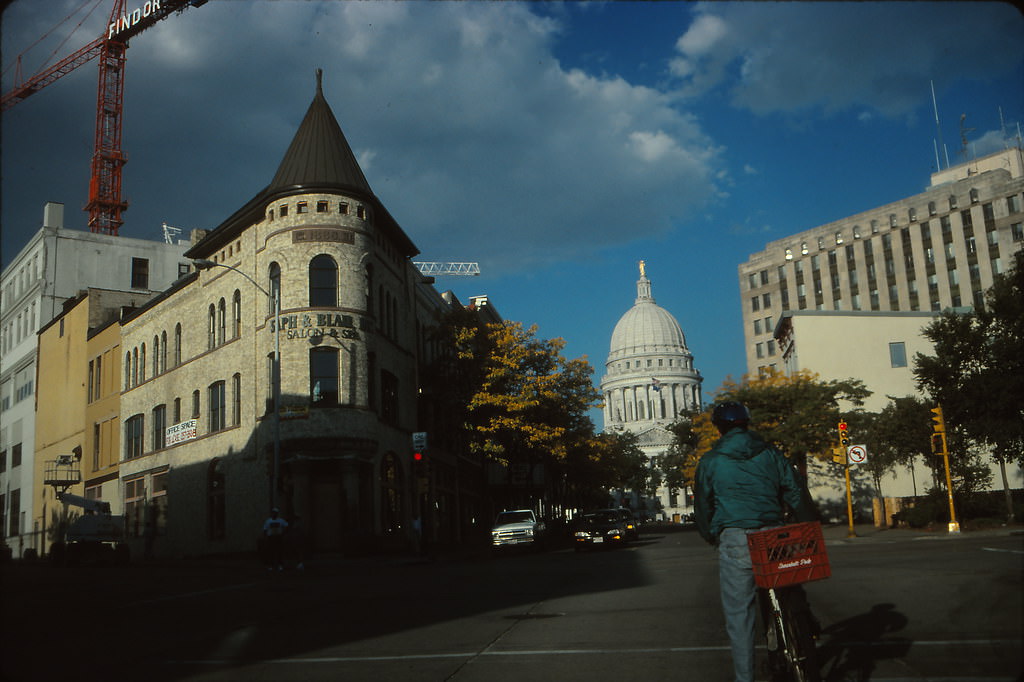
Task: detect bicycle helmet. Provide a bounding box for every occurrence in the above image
[711,401,751,434]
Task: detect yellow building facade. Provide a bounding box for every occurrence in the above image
[33,288,144,554]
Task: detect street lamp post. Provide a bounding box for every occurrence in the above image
[193,259,281,510]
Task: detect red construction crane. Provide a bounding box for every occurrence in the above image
[2,0,207,235]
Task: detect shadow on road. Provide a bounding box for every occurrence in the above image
[1,529,682,681]
[816,603,912,681]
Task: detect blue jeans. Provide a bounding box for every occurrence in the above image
[718,527,757,682]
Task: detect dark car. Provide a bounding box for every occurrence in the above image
[573,510,629,551]
[610,508,640,541]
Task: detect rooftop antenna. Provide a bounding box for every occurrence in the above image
[959,114,975,162]
[931,81,949,169]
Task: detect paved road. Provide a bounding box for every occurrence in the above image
[2,524,1020,681]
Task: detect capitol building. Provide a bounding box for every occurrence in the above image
[600,261,702,521]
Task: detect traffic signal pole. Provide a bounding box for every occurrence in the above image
[931,406,960,534]
[837,420,857,538]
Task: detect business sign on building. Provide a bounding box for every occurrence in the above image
[166,419,197,446]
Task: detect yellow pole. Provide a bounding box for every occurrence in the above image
[845,460,856,538]
[942,448,960,534]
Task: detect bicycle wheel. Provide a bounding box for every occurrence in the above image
[778,589,821,682]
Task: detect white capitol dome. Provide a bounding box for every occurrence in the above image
[609,286,688,359]
[601,261,702,431]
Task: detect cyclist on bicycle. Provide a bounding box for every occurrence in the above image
[695,400,813,682]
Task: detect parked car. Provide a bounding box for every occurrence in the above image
[573,510,629,551]
[491,509,546,548]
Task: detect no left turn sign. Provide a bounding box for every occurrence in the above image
[847,444,868,464]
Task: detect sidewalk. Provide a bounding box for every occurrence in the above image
[820,521,1024,544]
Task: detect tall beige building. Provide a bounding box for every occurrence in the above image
[739,147,1024,376]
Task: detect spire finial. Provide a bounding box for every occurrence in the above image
[635,260,653,303]
[316,68,323,94]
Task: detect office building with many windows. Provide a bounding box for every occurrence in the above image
[739,147,1024,377]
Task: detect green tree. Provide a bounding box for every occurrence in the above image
[860,396,934,498]
[660,410,715,496]
[914,252,1024,521]
[713,369,871,470]
[664,371,870,492]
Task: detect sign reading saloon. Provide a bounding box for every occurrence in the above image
[272,313,364,341]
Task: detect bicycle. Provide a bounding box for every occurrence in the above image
[747,522,830,682]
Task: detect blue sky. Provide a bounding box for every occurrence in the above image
[3,1,1023,422]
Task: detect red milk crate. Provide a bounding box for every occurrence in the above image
[747,521,831,589]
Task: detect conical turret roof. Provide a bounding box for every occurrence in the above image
[187,70,417,259]
[267,69,373,195]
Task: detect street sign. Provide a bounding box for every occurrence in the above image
[412,431,428,451]
[847,444,868,464]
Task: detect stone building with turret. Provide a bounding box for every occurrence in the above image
[114,72,484,557]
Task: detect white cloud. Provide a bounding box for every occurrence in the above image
[133,2,721,271]
[675,13,728,57]
[670,2,1024,118]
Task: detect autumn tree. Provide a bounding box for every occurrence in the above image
[660,410,716,500]
[465,321,600,465]
[713,369,871,468]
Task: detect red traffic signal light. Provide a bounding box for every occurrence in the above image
[837,420,851,446]
[413,452,424,462]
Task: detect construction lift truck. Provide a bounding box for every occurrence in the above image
[45,453,129,564]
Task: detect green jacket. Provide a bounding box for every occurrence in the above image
[694,427,808,545]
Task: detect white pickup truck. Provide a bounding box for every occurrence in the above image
[491,509,546,548]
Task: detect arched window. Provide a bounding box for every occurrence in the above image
[365,263,374,314]
[153,335,160,376]
[124,352,132,391]
[232,373,242,425]
[217,298,226,345]
[310,347,339,406]
[208,304,216,349]
[132,347,139,387]
[139,343,146,383]
[232,290,241,339]
[160,330,167,372]
[268,262,281,316]
[174,324,182,366]
[309,254,338,307]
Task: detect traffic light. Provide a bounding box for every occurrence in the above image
[930,405,947,455]
[837,420,851,448]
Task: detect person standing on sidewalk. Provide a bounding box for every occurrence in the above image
[695,401,811,682]
[262,508,289,571]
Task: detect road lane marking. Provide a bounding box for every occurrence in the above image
[167,638,1019,666]
[981,547,1024,555]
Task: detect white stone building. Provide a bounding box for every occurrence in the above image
[600,261,703,521]
[0,203,189,557]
